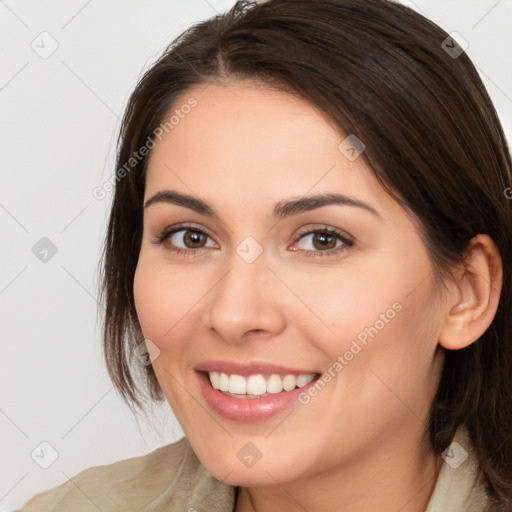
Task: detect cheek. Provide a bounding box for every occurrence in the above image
[290,248,439,373]
[133,255,202,409]
[290,269,441,454]
[329,268,441,419]
[285,260,408,345]
[133,251,219,363]
[133,253,192,346]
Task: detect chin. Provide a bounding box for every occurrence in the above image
[195,443,306,487]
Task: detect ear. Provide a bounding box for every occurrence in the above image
[438,234,503,350]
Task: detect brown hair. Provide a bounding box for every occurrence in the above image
[98,0,512,507]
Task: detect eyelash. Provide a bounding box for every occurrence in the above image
[152,223,354,258]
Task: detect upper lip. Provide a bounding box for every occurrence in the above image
[194,360,319,376]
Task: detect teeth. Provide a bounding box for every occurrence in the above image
[267,374,283,394]
[296,374,315,387]
[282,374,298,391]
[208,371,316,396]
[229,374,246,394]
[247,375,267,395]
[219,372,230,392]
[209,371,220,389]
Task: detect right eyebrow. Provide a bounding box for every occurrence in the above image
[144,190,215,216]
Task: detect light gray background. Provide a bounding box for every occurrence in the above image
[1,1,511,510]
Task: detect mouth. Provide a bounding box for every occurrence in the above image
[194,362,322,422]
[205,371,320,399]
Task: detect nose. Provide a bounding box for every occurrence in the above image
[207,251,286,343]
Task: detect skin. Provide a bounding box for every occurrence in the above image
[133,80,502,511]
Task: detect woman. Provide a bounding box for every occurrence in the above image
[20,0,512,510]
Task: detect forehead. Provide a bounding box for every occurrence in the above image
[144,81,393,218]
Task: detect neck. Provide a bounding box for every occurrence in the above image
[234,430,443,512]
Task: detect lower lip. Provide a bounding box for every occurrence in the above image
[196,371,320,422]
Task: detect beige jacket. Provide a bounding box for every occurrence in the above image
[20,427,489,512]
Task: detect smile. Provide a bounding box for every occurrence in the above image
[208,371,317,398]
[194,361,322,421]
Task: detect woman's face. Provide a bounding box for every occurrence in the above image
[134,80,446,486]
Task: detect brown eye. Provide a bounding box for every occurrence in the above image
[292,228,354,258]
[311,232,338,250]
[180,230,208,248]
[154,226,217,254]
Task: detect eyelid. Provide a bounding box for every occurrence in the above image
[289,225,354,256]
[151,222,217,245]
[152,222,354,258]
[293,224,354,243]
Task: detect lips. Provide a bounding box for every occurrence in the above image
[194,360,321,422]
[194,360,319,377]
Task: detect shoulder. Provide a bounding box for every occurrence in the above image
[19,436,235,512]
[426,426,490,512]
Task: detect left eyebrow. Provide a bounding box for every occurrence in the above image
[272,192,383,221]
[143,190,383,221]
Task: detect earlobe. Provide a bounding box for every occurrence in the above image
[438,234,503,351]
